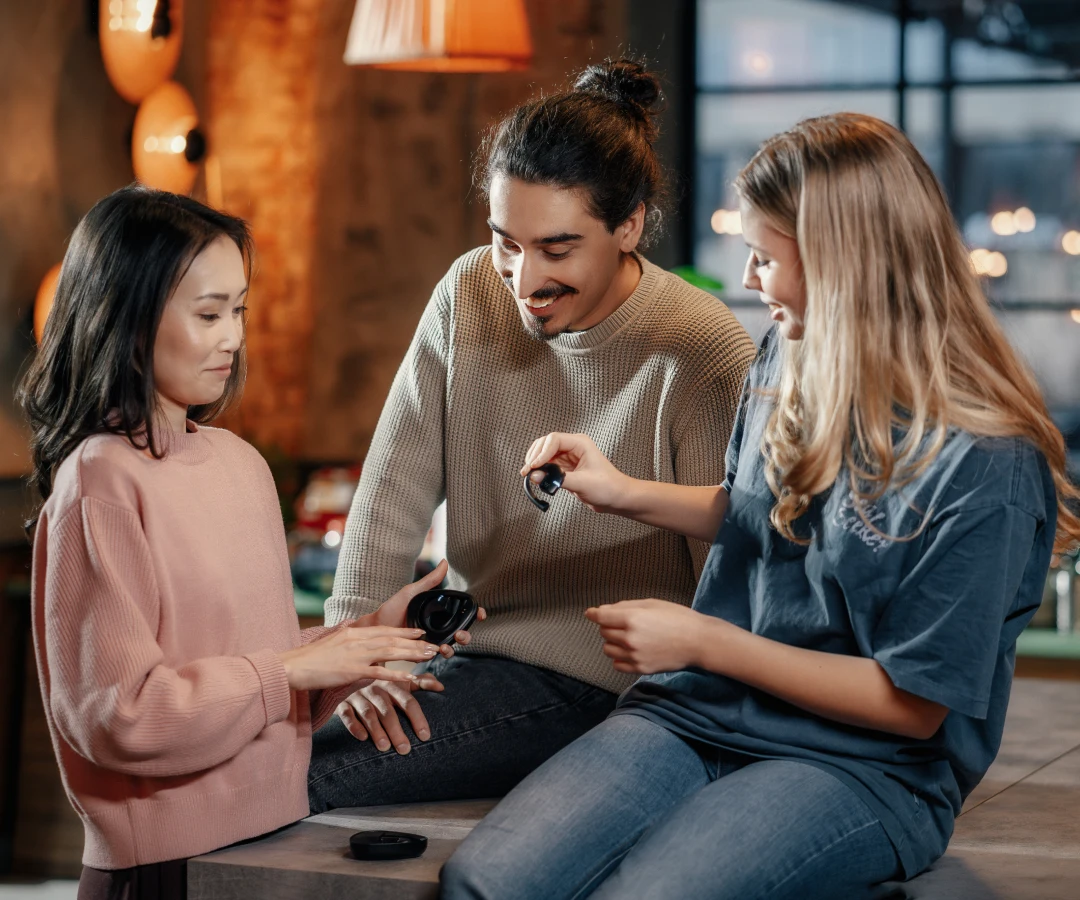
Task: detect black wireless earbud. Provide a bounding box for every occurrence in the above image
[406,589,478,645]
[524,462,565,512]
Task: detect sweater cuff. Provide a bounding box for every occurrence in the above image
[245,649,292,726]
[323,594,382,627]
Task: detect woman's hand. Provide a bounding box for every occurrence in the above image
[524,433,730,541]
[372,559,486,659]
[521,432,631,514]
[586,599,713,675]
[278,625,441,692]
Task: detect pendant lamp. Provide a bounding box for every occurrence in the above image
[132,81,206,196]
[99,0,184,104]
[344,0,532,72]
[34,263,62,344]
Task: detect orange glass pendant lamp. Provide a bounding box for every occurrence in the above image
[34,263,62,344]
[100,0,184,104]
[344,0,532,72]
[132,81,206,195]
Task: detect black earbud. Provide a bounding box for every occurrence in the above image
[524,462,565,512]
[406,589,478,645]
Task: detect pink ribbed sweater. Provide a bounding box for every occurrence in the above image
[31,423,345,869]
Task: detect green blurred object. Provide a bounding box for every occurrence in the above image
[671,265,724,294]
[294,586,327,618]
[1016,629,1080,659]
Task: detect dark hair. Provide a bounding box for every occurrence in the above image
[17,185,253,525]
[476,58,669,247]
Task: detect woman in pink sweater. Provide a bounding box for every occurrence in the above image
[18,185,471,900]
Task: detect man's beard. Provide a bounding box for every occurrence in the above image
[524,314,558,341]
[512,280,578,342]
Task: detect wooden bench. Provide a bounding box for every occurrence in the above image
[188,678,1080,899]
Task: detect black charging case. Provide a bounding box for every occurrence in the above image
[349,830,427,861]
[407,589,478,645]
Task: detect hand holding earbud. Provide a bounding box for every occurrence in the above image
[523,462,564,511]
[521,433,630,514]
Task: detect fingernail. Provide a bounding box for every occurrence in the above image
[418,729,430,740]
[377,740,390,751]
[396,743,411,755]
[424,648,437,657]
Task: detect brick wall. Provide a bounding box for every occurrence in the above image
[204,0,323,452]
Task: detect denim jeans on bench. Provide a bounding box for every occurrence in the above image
[307,653,617,812]
[441,714,902,900]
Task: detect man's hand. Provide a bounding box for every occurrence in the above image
[335,674,444,754]
[585,599,711,675]
[336,559,487,749]
[372,559,487,660]
[372,560,448,630]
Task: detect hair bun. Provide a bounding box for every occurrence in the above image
[574,59,662,116]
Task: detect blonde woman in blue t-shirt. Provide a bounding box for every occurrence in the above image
[441,113,1080,899]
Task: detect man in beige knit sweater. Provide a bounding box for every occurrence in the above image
[308,60,757,810]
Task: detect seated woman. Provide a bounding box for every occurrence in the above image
[19,185,479,900]
[440,113,1079,899]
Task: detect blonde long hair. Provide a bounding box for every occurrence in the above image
[734,112,1080,553]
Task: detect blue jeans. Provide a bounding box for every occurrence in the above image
[441,714,902,900]
[307,654,617,811]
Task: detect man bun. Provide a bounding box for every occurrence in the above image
[574,59,662,140]
[477,57,670,248]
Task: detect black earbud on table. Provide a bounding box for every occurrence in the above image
[406,589,478,645]
[524,462,565,512]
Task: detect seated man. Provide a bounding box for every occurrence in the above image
[307,59,757,811]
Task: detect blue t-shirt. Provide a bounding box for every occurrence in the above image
[615,328,1056,878]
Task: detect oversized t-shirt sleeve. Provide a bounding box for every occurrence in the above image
[720,369,754,495]
[672,360,754,573]
[871,503,1040,719]
[720,329,772,495]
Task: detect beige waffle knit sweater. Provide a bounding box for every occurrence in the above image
[325,247,756,693]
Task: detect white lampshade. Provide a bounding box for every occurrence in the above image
[344,0,532,72]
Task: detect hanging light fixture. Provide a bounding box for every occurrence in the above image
[344,0,532,72]
[132,81,206,195]
[99,0,184,104]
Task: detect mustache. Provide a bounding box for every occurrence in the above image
[504,277,579,301]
